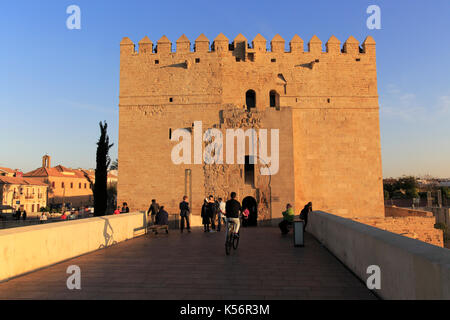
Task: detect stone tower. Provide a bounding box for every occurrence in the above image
[118,33,384,221]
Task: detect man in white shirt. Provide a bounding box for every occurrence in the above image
[218,197,226,232]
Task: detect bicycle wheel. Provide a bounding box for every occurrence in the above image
[225,232,232,255]
[233,232,240,249]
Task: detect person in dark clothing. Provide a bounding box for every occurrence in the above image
[225,192,241,236]
[121,202,130,213]
[147,199,160,225]
[179,196,191,233]
[299,202,312,232]
[207,195,217,231]
[15,209,21,220]
[22,210,27,221]
[155,206,169,226]
[201,199,210,232]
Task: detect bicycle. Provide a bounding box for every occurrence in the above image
[224,217,240,255]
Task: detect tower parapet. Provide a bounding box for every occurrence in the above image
[271,34,285,52]
[308,35,322,54]
[120,34,375,57]
[289,35,304,53]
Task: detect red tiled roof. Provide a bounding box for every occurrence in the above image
[24,165,87,179]
[0,167,19,174]
[0,176,48,186]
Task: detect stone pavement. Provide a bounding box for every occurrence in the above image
[0,227,377,300]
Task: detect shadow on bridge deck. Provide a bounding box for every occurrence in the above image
[0,227,377,300]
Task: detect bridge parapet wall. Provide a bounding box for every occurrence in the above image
[0,212,147,282]
[308,211,450,299]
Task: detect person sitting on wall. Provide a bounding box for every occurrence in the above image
[279,203,295,235]
[121,202,130,213]
[113,206,121,215]
[155,206,169,226]
[299,202,312,232]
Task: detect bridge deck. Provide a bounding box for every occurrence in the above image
[0,227,376,300]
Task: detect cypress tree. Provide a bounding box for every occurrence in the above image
[94,121,114,216]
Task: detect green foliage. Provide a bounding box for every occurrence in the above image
[440,187,450,199]
[383,176,419,199]
[434,222,447,230]
[383,190,390,200]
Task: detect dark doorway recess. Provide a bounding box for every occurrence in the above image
[246,90,256,110]
[242,196,258,227]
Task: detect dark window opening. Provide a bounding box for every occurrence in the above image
[169,97,173,102]
[271,58,276,63]
[270,90,280,108]
[248,53,255,62]
[236,57,241,62]
[244,155,255,186]
[155,60,159,64]
[195,58,200,63]
[246,90,256,110]
[315,59,320,63]
[169,128,172,140]
[356,58,361,62]
[327,98,331,103]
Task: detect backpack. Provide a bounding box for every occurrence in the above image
[242,208,250,219]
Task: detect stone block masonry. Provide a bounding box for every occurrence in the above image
[118,33,384,221]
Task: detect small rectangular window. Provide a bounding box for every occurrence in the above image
[169,128,172,140]
[195,58,200,63]
[271,58,276,63]
[169,97,173,102]
[235,57,241,62]
[155,60,159,64]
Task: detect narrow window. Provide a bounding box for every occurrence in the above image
[244,155,255,186]
[271,58,276,63]
[169,128,172,140]
[52,182,55,188]
[70,182,73,189]
[327,98,331,103]
[84,183,87,189]
[270,90,279,108]
[245,90,256,110]
[62,182,65,188]
[195,58,200,63]
[169,97,173,102]
[79,183,81,189]
[155,60,159,64]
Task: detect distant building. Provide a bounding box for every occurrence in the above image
[0,176,48,213]
[23,155,94,208]
[0,167,22,177]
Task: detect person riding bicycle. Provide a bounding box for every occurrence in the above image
[225,192,241,237]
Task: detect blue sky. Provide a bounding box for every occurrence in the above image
[0,0,449,177]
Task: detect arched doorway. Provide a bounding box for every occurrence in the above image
[242,196,258,227]
[246,90,256,110]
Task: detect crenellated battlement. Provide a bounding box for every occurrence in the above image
[120,33,376,57]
